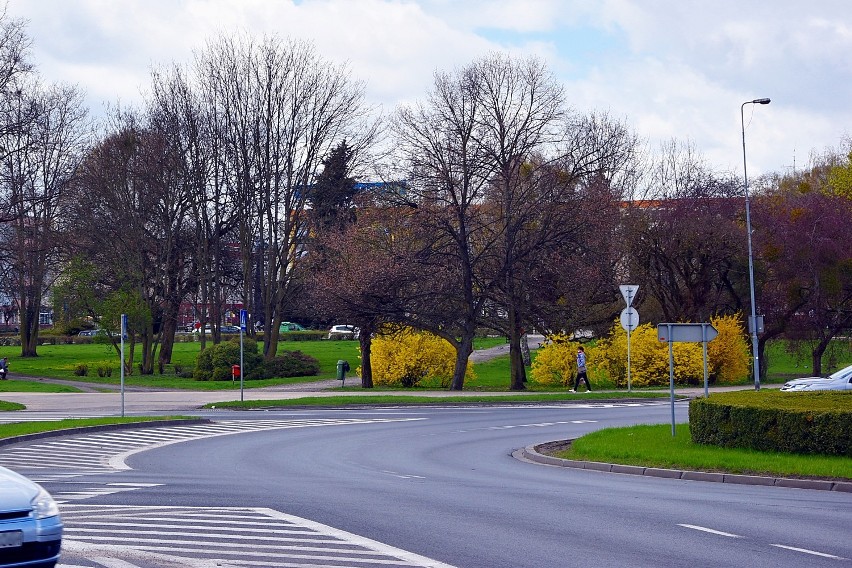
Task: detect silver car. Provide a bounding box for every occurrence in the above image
[327,325,359,340]
[0,465,62,567]
[780,363,852,392]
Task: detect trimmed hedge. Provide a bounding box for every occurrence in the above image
[689,391,852,457]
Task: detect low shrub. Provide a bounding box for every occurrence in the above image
[193,338,263,381]
[278,331,327,342]
[96,365,112,377]
[191,338,319,381]
[689,391,852,456]
[73,363,88,376]
[256,351,320,378]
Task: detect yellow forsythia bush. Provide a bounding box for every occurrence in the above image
[367,328,474,387]
[593,322,690,387]
[536,315,751,388]
[530,334,582,387]
[707,314,751,384]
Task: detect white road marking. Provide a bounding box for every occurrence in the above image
[382,470,426,479]
[678,524,741,538]
[454,419,599,433]
[770,544,846,559]
[59,504,457,568]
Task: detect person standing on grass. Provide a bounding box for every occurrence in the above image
[0,357,8,379]
[571,346,591,392]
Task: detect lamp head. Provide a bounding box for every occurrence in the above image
[753,98,771,104]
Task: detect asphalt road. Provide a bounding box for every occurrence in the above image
[4,402,847,568]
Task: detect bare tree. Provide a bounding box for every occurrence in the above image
[63,111,198,374]
[0,6,34,171]
[148,63,225,361]
[625,140,745,322]
[0,80,89,356]
[390,58,498,390]
[391,54,640,390]
[194,34,377,358]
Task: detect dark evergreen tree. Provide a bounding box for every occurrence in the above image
[310,140,357,230]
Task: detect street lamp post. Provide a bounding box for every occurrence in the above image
[741,97,770,391]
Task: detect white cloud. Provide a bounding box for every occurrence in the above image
[6,0,851,176]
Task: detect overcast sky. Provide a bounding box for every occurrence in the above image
[8,0,851,177]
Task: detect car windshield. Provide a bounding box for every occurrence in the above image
[829,365,852,381]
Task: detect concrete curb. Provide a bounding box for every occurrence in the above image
[0,418,211,448]
[519,442,852,493]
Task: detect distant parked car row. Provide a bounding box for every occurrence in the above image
[169,321,363,340]
[77,329,126,339]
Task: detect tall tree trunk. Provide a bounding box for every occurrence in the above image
[20,300,39,357]
[508,307,527,390]
[359,331,373,389]
[811,337,832,377]
[158,302,180,369]
[449,332,475,391]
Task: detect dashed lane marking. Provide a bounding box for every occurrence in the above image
[678,524,741,538]
[680,524,847,560]
[769,544,846,560]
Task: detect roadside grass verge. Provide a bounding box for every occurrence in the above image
[204,391,672,409]
[558,423,852,480]
[0,380,83,393]
[0,401,24,411]
[0,416,192,440]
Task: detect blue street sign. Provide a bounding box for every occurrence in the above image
[239,309,247,331]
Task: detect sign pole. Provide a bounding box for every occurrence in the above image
[120,313,127,418]
[239,309,247,402]
[627,326,632,392]
[666,325,675,436]
[702,324,710,398]
[619,285,639,392]
[658,322,719,436]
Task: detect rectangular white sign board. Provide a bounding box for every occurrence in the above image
[657,323,718,343]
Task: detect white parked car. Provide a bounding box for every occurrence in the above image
[780,363,852,392]
[0,465,63,567]
[327,325,359,340]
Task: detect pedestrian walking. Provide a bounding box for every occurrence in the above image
[571,346,591,392]
[0,357,8,380]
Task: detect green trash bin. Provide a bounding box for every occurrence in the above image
[336,360,350,385]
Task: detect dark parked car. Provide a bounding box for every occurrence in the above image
[0,465,62,567]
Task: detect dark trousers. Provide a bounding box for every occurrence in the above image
[574,370,590,391]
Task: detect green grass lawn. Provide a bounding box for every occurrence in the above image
[763,340,852,380]
[558,423,852,480]
[1,340,360,387]
[0,337,848,392]
[0,380,83,393]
